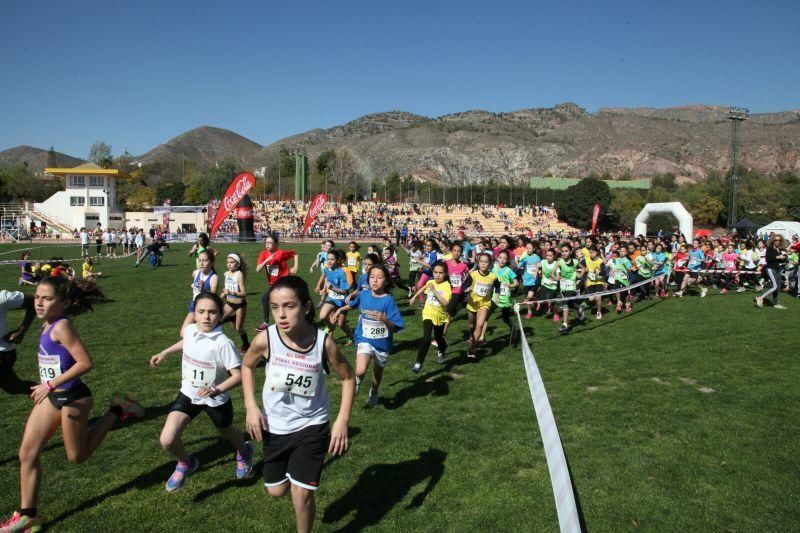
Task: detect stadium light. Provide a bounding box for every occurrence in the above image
[726,106,749,227]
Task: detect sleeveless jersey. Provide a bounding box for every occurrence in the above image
[558,258,579,292]
[540,260,558,290]
[583,256,604,286]
[224,271,243,301]
[191,270,217,300]
[38,318,82,389]
[263,325,329,434]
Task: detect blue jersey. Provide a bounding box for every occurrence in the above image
[421,250,439,275]
[356,272,369,292]
[517,253,541,286]
[316,251,327,266]
[461,242,473,263]
[350,291,404,353]
[651,252,667,275]
[688,249,704,271]
[324,267,351,307]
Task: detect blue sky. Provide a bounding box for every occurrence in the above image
[1,0,798,158]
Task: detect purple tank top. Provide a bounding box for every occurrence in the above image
[38,318,82,389]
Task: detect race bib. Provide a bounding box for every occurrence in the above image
[38,354,62,384]
[268,265,279,278]
[587,272,597,281]
[182,353,216,389]
[688,259,700,268]
[348,258,357,267]
[526,264,537,275]
[426,289,442,306]
[362,318,389,339]
[266,364,318,396]
[449,274,462,288]
[725,261,735,269]
[474,282,491,297]
[560,279,576,291]
[328,289,345,300]
[499,284,511,297]
[225,277,238,293]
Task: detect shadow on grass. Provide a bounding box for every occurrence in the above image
[383,366,454,410]
[322,448,446,532]
[544,298,664,339]
[45,436,225,527]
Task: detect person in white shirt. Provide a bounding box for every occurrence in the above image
[0,289,36,395]
[79,228,90,258]
[150,292,254,493]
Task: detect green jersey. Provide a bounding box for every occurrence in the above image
[558,258,579,292]
[541,260,558,290]
[491,265,517,307]
[636,255,652,278]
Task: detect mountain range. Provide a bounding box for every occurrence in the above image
[2,103,798,183]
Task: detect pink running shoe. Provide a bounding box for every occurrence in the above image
[553,314,560,322]
[110,393,145,422]
[0,512,41,533]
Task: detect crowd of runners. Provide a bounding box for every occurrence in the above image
[1,220,798,532]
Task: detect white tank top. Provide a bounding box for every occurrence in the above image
[263,325,329,434]
[224,271,242,300]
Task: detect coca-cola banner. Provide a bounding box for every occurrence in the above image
[162,199,171,234]
[303,194,329,236]
[591,203,601,234]
[210,172,256,236]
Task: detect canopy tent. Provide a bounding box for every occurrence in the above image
[731,218,760,236]
[757,221,800,240]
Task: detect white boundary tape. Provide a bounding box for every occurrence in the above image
[514,303,581,533]
[0,251,138,266]
[518,275,665,305]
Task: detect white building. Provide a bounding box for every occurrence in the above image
[37,163,127,231]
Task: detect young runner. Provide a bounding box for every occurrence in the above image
[443,243,470,336]
[81,258,101,282]
[465,253,496,359]
[241,276,355,533]
[409,261,451,371]
[634,245,654,300]
[333,264,404,407]
[404,241,423,298]
[150,292,254,492]
[309,240,333,274]
[492,249,520,342]
[1,277,143,532]
[610,249,632,313]
[181,250,219,336]
[581,246,606,320]
[538,249,560,320]
[255,234,299,331]
[317,250,354,340]
[650,243,669,298]
[555,243,585,334]
[345,242,362,278]
[517,241,541,319]
[382,245,409,292]
[19,252,38,286]
[188,233,218,269]
[415,239,441,303]
[221,253,250,353]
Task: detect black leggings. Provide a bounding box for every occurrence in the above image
[416,320,446,364]
[0,351,37,395]
[261,291,270,324]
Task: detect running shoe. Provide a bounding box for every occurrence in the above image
[559,324,569,335]
[476,338,487,347]
[773,304,787,310]
[525,312,533,319]
[235,441,254,479]
[411,362,422,374]
[0,512,41,533]
[720,289,728,294]
[367,388,379,407]
[254,322,268,332]
[755,296,764,308]
[110,393,145,422]
[595,312,602,320]
[736,287,746,293]
[431,339,438,347]
[436,351,445,364]
[240,344,250,355]
[166,455,200,493]
[700,288,708,298]
[616,303,622,314]
[674,291,683,298]
[467,346,477,360]
[355,376,362,395]
[553,313,560,322]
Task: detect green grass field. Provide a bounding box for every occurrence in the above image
[0,241,798,532]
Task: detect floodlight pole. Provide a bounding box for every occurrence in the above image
[726,106,749,228]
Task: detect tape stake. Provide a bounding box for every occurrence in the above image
[514,304,582,533]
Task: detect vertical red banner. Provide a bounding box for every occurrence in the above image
[591,203,601,234]
[162,199,171,234]
[210,172,256,236]
[303,194,329,236]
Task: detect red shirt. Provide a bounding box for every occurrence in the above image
[257,248,296,284]
[673,252,689,272]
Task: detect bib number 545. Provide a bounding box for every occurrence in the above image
[285,373,313,389]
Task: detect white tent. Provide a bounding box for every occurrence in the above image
[757,221,800,240]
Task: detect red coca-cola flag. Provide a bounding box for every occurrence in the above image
[303,194,329,236]
[209,172,256,236]
[591,203,601,234]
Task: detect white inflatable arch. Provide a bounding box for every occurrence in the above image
[634,202,693,238]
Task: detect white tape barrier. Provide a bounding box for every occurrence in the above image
[518,275,665,306]
[0,251,138,266]
[513,303,582,533]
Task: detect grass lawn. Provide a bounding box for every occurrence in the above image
[0,241,798,531]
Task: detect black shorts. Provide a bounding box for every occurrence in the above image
[446,291,464,316]
[586,284,605,295]
[0,349,17,371]
[538,286,558,301]
[226,300,247,311]
[169,392,234,429]
[560,290,582,310]
[263,422,330,491]
[48,382,92,409]
[523,284,537,297]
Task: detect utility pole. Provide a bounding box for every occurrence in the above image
[727,107,749,228]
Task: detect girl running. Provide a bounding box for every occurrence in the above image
[383,245,409,291]
[347,253,381,302]
[465,253,497,359]
[333,265,404,407]
[415,239,440,303]
[610,249,632,313]
[150,292,253,493]
[309,241,333,274]
[242,276,355,533]
[255,234,299,332]
[404,241,423,298]
[518,241,541,319]
[409,261,451,372]
[581,246,607,320]
[651,244,669,298]
[221,253,250,353]
[492,249,520,342]
[181,250,219,336]
[1,278,143,532]
[345,242,362,278]
[188,233,218,269]
[538,249,560,320]
[19,252,38,286]
[81,257,101,282]
[317,250,354,340]
[443,243,470,335]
